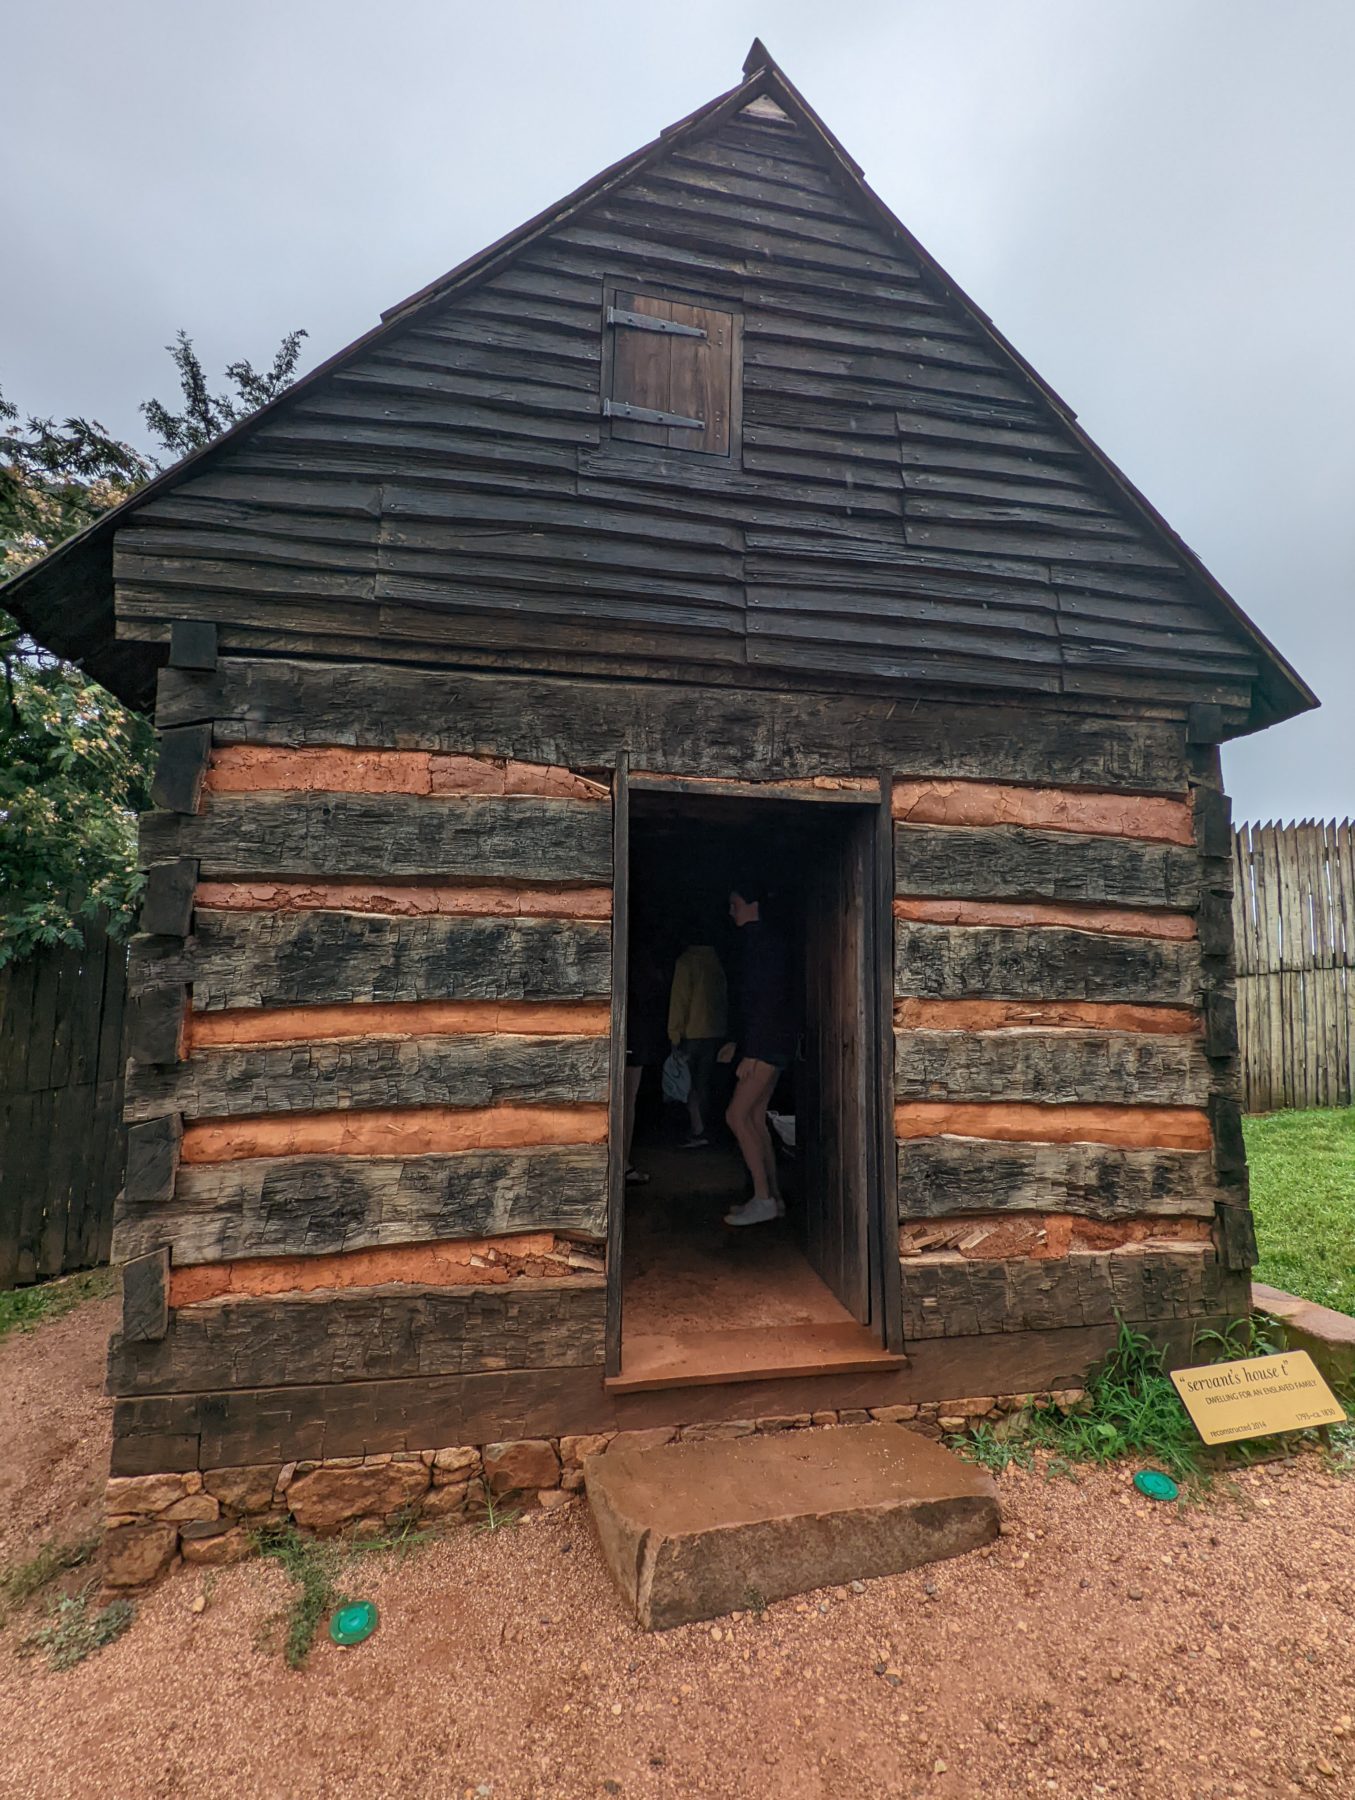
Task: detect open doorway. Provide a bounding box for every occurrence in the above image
[609,785,902,1391]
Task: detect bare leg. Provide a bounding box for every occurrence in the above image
[623,1064,643,1165]
[725,1060,780,1197]
[755,1105,782,1203]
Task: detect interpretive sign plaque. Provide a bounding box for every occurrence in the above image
[1171,1350,1347,1446]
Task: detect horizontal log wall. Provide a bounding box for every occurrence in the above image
[157,657,1194,789]
[900,1248,1246,1340]
[132,911,612,1013]
[115,1147,609,1264]
[896,1140,1220,1220]
[894,824,1200,910]
[141,793,611,883]
[125,1036,609,1121]
[893,922,1199,1006]
[106,1312,1243,1476]
[108,1278,608,1396]
[894,1029,1213,1107]
[109,650,1254,1476]
[891,755,1252,1330]
[117,717,620,1323]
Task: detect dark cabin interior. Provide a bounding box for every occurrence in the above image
[613,791,903,1390]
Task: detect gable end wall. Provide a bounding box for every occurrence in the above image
[110,108,1264,726]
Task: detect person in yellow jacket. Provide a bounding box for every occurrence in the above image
[667,935,729,1148]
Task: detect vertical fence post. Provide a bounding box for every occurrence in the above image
[1233,819,1354,1112]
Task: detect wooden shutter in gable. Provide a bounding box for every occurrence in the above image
[604,291,738,455]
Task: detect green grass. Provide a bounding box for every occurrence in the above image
[0,1266,116,1342]
[1245,1107,1355,1316]
[1030,1319,1218,1482]
[951,1316,1291,1487]
[0,1530,101,1624]
[18,1587,133,1671]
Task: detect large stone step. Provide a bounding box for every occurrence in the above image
[585,1421,1000,1630]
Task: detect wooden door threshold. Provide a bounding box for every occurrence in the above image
[605,1320,906,1394]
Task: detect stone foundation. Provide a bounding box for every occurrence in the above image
[102,1389,1085,1590]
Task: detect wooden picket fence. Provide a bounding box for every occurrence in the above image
[0,917,128,1288]
[1233,820,1355,1112]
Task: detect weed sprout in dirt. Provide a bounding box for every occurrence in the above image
[253,1516,432,1668]
[18,1588,133,1671]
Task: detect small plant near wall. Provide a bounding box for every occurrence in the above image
[948,1314,1329,1488]
[475,1482,523,1535]
[0,1528,101,1625]
[253,1518,432,1668]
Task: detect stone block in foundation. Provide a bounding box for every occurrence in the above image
[105,1473,190,1518]
[181,1523,253,1567]
[586,1423,1000,1631]
[431,1446,480,1485]
[203,1465,279,1515]
[482,1439,559,1495]
[605,1428,676,1456]
[286,1461,429,1532]
[419,1483,472,1521]
[104,1522,179,1588]
[161,1493,220,1523]
[559,1433,610,1468]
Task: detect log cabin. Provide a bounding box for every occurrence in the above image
[2,42,1317,1557]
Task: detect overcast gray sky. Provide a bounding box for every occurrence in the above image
[6,1,1351,822]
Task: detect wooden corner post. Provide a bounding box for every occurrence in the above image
[604,751,631,1378]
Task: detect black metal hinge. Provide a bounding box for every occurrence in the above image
[602,399,705,429]
[606,305,707,339]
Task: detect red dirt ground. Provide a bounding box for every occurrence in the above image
[0,1288,118,1574]
[2,1292,1353,1799]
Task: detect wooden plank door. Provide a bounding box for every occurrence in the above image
[604,753,630,1377]
[800,814,872,1323]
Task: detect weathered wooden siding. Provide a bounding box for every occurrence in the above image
[112,104,1260,721]
[0,916,127,1286]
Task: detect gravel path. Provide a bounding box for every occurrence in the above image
[2,1297,1352,1798]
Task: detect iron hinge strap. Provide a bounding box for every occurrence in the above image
[602,399,705,430]
[606,305,707,339]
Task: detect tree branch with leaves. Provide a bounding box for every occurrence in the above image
[0,330,306,965]
[140,329,307,460]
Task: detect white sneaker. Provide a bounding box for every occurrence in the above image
[723,1196,784,1227]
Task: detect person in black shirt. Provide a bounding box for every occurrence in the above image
[719,879,795,1226]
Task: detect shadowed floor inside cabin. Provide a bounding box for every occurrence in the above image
[615,1140,899,1391]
